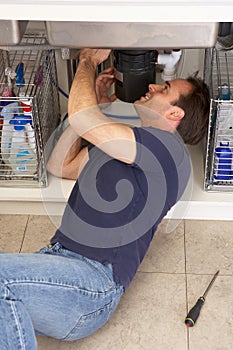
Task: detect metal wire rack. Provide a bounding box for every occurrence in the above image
[204,47,233,191]
[0,34,61,187]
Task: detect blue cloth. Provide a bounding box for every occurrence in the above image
[0,243,123,348]
[51,127,191,290]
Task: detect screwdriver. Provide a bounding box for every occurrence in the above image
[185,270,220,327]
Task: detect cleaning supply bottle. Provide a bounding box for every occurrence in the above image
[15,62,25,87]
[0,102,19,164]
[3,68,17,97]
[34,65,44,87]
[8,115,37,175]
[219,84,231,100]
[215,142,232,181]
[19,94,36,151]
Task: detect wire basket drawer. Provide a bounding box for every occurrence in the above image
[0,34,61,187]
[205,98,233,191]
[204,46,233,191]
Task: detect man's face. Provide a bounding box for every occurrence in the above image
[134,79,193,115]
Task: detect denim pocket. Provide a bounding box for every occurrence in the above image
[64,299,114,341]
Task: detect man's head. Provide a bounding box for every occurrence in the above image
[134,76,210,145]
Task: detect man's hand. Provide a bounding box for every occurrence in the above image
[96,66,116,105]
[79,48,111,66]
[78,48,116,105]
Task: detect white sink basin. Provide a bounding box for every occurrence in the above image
[0,20,28,45]
[46,22,219,48]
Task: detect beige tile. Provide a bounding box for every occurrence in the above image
[185,220,233,275]
[37,336,61,350]
[0,214,28,252]
[54,272,187,350]
[139,219,185,273]
[187,274,233,350]
[21,215,59,252]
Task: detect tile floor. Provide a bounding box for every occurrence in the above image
[1,214,233,350]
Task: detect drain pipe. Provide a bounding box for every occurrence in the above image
[157,49,182,81]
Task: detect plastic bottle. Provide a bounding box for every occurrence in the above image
[15,62,25,87]
[219,84,231,100]
[0,102,19,164]
[8,115,37,175]
[34,65,44,87]
[19,95,36,151]
[215,142,232,181]
[213,84,232,136]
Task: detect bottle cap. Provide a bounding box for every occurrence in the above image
[19,93,32,113]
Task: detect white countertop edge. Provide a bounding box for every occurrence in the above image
[166,200,233,220]
[1,198,233,220]
[0,3,232,22]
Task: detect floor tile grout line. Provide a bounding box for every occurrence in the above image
[19,215,30,253]
[184,220,190,350]
[138,271,186,275]
[138,271,232,277]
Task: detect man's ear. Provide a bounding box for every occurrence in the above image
[165,106,185,121]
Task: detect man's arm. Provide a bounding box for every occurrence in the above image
[46,64,119,179]
[68,49,137,164]
[46,125,89,180]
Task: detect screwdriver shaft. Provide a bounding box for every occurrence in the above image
[203,270,220,299]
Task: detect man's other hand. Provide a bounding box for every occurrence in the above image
[96,66,116,104]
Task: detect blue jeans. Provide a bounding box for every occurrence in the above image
[0,243,124,350]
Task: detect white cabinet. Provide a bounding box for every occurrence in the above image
[0,2,233,219]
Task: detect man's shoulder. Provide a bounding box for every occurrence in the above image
[132,126,190,170]
[132,126,184,148]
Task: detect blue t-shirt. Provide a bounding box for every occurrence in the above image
[51,127,191,290]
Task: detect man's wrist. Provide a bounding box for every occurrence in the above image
[79,57,97,71]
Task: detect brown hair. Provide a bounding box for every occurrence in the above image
[175,76,210,145]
